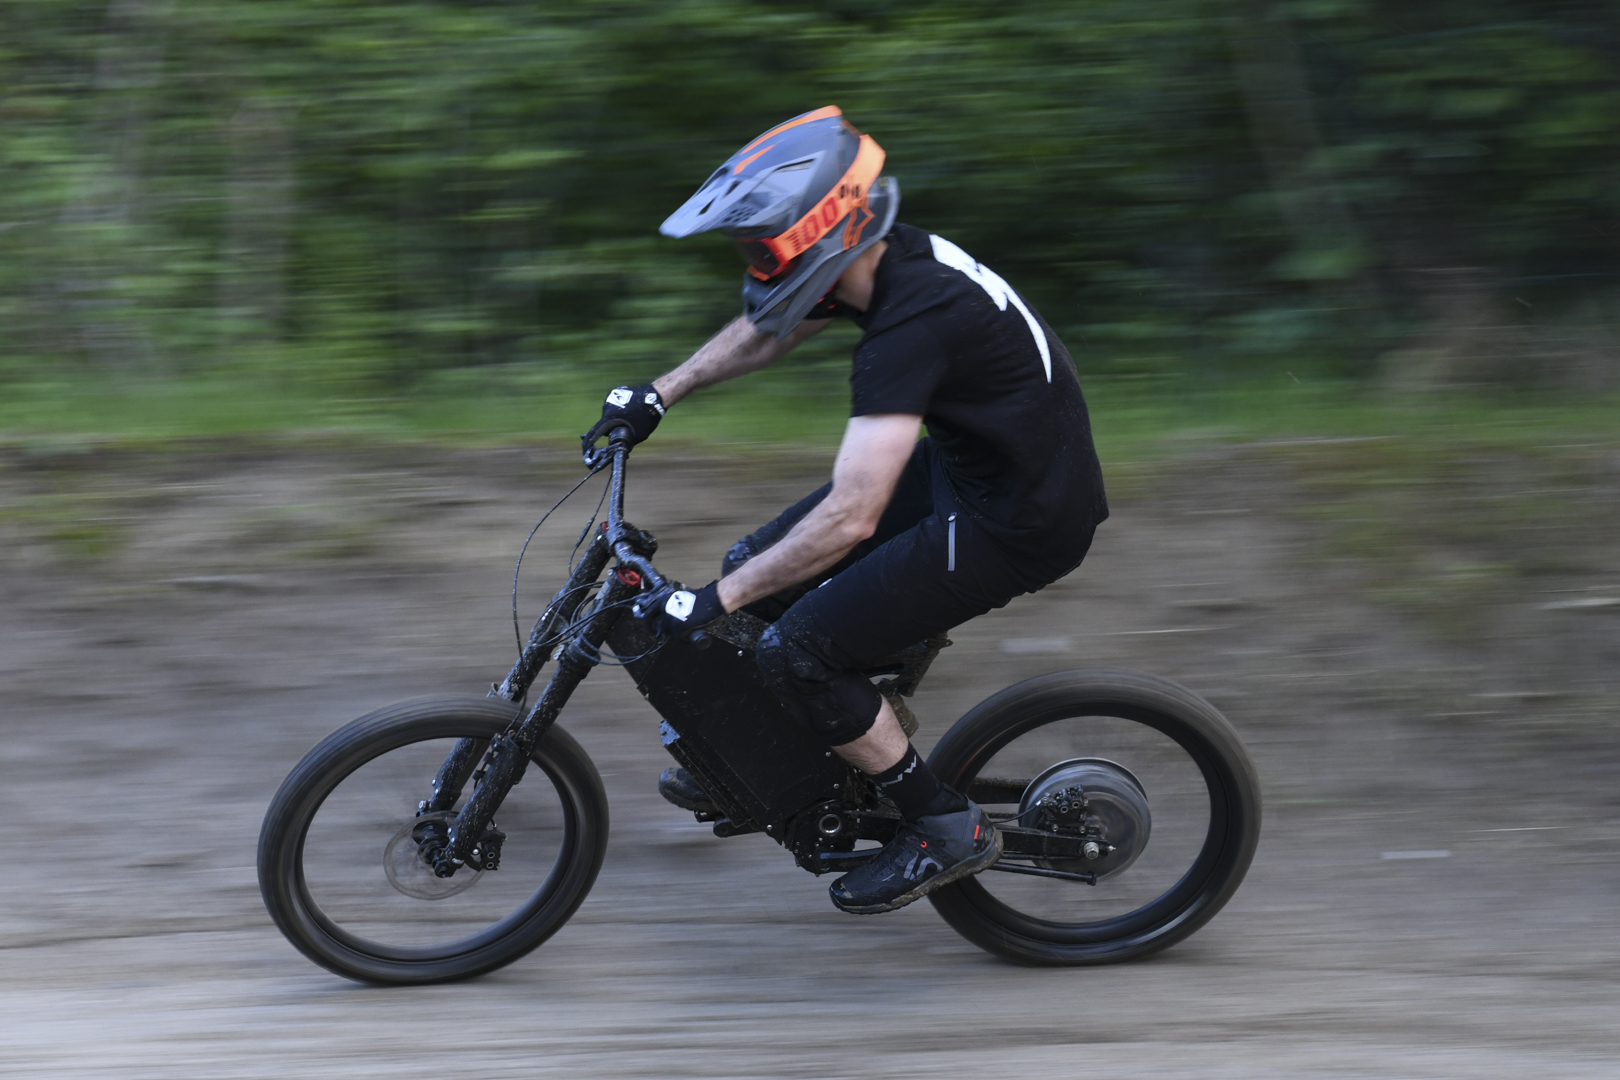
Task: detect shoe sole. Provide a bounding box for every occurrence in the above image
[832,827,1006,916]
[658,775,717,815]
[659,790,718,815]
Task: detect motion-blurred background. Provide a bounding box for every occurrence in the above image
[4,6,1619,1074]
[3,0,1617,440]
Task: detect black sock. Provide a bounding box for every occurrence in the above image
[873,745,969,822]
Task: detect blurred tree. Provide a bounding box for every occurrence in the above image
[0,0,1614,390]
[1226,0,1383,316]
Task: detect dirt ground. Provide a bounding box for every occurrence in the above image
[2,442,1617,1078]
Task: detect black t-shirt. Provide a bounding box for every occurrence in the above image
[846,223,1107,565]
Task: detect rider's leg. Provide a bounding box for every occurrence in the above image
[753,506,1098,912]
[830,700,967,820]
[825,697,908,774]
[660,445,934,812]
[754,603,997,912]
[753,605,973,824]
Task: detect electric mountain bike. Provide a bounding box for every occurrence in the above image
[257,432,1262,984]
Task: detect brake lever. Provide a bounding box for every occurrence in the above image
[581,424,634,470]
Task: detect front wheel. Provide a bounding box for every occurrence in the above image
[927,670,1260,966]
[258,698,609,984]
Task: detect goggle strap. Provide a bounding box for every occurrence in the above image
[751,136,885,277]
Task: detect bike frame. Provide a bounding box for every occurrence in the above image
[415,433,1103,881]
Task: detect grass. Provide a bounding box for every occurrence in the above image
[3,362,1617,463]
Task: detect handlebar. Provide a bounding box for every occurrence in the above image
[586,427,668,593]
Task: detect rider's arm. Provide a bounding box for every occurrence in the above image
[652,315,829,407]
[714,413,922,612]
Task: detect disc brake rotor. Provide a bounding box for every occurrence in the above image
[383,810,484,900]
[1019,758,1152,881]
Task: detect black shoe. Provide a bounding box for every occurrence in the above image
[658,766,717,815]
[828,803,1003,915]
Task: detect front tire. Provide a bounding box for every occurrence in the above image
[927,670,1260,966]
[258,698,609,985]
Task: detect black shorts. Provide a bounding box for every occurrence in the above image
[732,439,1096,745]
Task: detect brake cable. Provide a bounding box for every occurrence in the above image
[510,464,608,654]
[510,453,673,666]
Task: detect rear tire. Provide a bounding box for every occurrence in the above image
[258,698,609,984]
[927,669,1260,966]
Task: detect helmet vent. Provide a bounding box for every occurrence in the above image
[698,199,714,217]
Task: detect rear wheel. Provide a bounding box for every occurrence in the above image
[258,698,609,984]
[927,669,1260,966]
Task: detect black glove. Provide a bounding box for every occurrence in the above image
[632,580,725,640]
[581,383,665,457]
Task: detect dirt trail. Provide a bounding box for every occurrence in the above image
[1,446,1616,1078]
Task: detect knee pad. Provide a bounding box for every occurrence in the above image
[756,620,882,746]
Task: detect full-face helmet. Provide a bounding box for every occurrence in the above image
[660,106,900,337]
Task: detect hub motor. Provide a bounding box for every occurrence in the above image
[1019,758,1151,881]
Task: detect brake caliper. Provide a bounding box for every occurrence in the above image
[1031,785,1112,861]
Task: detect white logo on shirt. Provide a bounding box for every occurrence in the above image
[929,235,1052,382]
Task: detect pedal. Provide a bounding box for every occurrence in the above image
[711,817,760,838]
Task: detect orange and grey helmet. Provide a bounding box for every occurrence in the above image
[660,106,900,338]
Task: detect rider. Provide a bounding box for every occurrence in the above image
[583,106,1108,915]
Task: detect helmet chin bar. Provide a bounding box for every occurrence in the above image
[807,290,851,320]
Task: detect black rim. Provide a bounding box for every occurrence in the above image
[286,726,581,966]
[934,698,1243,949]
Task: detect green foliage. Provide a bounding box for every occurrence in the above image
[1,0,1616,406]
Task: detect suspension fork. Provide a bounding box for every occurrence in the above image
[432,567,644,875]
[495,527,617,703]
[419,529,614,817]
